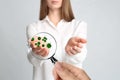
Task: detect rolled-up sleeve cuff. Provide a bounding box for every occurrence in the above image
[65,46,87,67]
[27,48,44,67]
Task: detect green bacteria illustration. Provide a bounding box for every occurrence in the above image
[31,36,52,49]
[42,44,45,47]
[38,37,41,40]
[31,37,34,41]
[42,36,47,42]
[35,42,40,47]
[47,43,52,48]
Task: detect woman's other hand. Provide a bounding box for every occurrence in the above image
[65,37,87,55]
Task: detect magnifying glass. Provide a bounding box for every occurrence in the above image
[29,32,58,64]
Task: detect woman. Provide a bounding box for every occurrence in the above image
[26,0,87,80]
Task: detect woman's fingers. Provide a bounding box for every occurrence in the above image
[39,48,49,57]
[66,46,81,55]
[67,51,73,56]
[72,46,81,53]
[77,43,83,48]
[32,46,49,57]
[70,48,77,55]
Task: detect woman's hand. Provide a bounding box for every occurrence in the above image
[29,36,49,57]
[65,37,87,55]
[30,43,49,57]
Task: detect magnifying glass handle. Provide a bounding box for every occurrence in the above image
[50,56,58,64]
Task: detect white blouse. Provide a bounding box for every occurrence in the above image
[26,16,87,80]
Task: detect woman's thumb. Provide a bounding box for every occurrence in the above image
[79,38,87,43]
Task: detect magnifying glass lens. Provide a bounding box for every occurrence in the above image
[30,32,57,64]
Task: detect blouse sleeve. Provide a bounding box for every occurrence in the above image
[65,20,87,68]
[26,24,43,67]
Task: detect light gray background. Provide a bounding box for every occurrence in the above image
[0,0,120,80]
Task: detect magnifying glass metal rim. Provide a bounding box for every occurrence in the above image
[31,32,58,64]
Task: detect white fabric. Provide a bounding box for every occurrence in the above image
[26,16,87,80]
